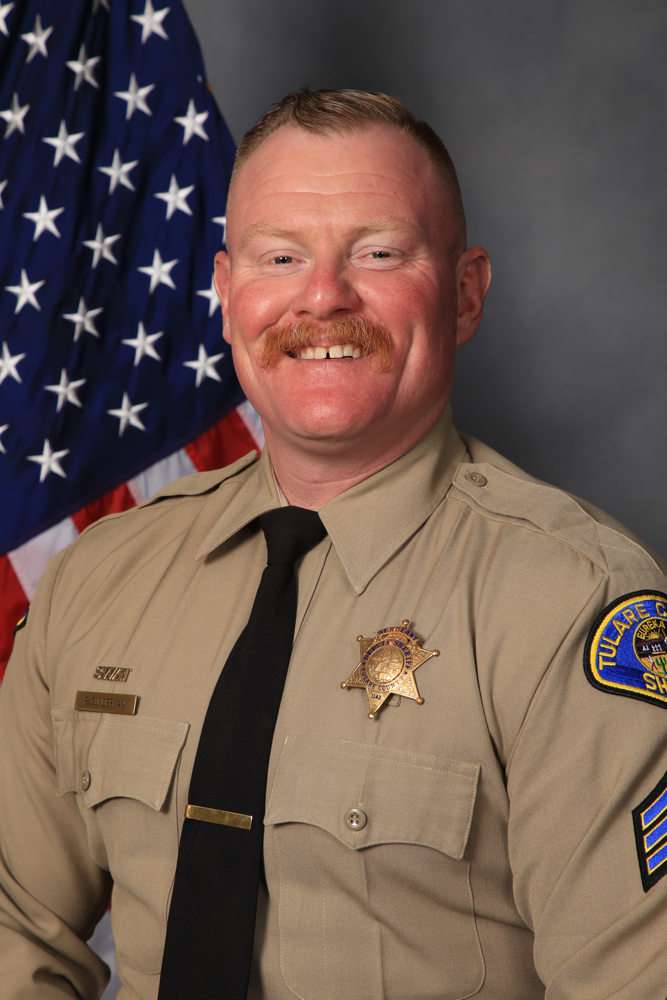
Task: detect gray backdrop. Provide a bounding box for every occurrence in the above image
[183,0,667,558]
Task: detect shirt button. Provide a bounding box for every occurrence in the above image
[345,808,367,830]
[81,770,91,791]
[465,471,487,487]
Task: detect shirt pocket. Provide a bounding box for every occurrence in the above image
[52,710,189,975]
[264,735,484,1000]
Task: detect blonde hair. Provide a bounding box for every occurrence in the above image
[230,88,466,252]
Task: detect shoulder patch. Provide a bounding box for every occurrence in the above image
[13,607,29,637]
[633,770,667,891]
[584,591,667,709]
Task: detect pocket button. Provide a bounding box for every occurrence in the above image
[345,808,367,830]
[81,770,91,791]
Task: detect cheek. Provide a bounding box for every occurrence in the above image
[361,273,447,334]
[228,279,292,338]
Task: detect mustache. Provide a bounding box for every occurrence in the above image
[259,316,394,372]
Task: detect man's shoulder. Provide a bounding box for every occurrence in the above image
[72,450,259,553]
[450,433,666,577]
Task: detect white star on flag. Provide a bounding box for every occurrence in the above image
[196,275,220,317]
[0,341,26,385]
[0,2,14,38]
[0,423,8,454]
[183,344,224,387]
[20,14,53,63]
[22,195,65,241]
[138,248,178,293]
[0,92,29,138]
[155,174,194,219]
[27,439,69,482]
[43,119,85,166]
[212,215,227,243]
[66,44,101,90]
[107,393,149,436]
[131,0,170,43]
[83,223,121,268]
[121,321,163,365]
[44,369,86,411]
[98,149,138,194]
[0,179,8,209]
[174,99,209,144]
[62,297,103,341]
[114,73,155,119]
[5,269,44,313]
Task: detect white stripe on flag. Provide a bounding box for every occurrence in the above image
[128,448,198,503]
[237,400,265,450]
[8,518,79,601]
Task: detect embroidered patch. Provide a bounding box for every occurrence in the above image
[13,607,29,637]
[632,771,667,891]
[584,591,667,709]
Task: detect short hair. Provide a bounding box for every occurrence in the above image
[230,88,467,252]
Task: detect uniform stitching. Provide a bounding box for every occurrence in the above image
[327,741,478,779]
[264,817,468,856]
[460,862,486,998]
[331,751,477,781]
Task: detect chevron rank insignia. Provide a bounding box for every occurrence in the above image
[584,591,667,709]
[341,620,439,719]
[633,770,667,891]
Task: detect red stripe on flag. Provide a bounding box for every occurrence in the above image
[71,482,138,533]
[186,408,258,472]
[0,556,29,682]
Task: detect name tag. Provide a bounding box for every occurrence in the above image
[75,690,138,715]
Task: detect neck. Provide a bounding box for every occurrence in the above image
[264,405,448,509]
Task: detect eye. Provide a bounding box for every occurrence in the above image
[272,255,294,265]
[370,251,391,258]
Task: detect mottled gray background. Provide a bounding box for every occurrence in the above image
[183,0,667,557]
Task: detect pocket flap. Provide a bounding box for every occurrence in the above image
[265,736,479,860]
[52,710,189,811]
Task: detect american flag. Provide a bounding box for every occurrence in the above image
[0,0,263,680]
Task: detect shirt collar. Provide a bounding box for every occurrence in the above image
[196,405,465,594]
[319,406,464,593]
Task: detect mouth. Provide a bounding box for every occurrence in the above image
[291,343,370,360]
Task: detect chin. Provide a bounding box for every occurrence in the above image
[258,396,379,445]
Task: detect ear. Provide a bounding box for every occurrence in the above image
[455,247,492,347]
[214,251,232,345]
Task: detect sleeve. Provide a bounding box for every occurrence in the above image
[0,550,112,999]
[506,567,667,999]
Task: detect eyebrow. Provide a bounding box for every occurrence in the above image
[237,216,427,253]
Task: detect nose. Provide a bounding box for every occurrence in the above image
[290,259,360,321]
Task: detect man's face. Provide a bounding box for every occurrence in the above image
[216,124,489,457]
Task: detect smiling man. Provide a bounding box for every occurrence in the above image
[2,89,667,1000]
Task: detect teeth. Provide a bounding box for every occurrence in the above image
[294,343,368,359]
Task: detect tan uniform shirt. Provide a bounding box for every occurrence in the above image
[2,408,667,1000]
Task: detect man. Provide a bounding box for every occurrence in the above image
[1,88,667,999]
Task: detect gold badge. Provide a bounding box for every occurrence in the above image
[341,620,439,719]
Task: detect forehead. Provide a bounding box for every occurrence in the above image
[227,124,445,240]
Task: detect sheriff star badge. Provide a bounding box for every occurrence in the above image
[342,620,439,718]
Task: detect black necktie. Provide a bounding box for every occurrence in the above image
[158,506,326,1000]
